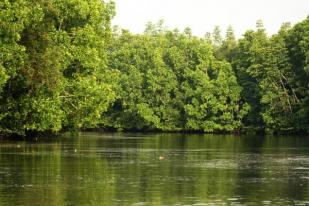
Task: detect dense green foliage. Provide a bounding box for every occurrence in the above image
[0,0,116,135]
[0,0,308,136]
[103,26,247,132]
[231,19,309,134]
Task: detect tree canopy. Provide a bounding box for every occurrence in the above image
[0,1,308,136]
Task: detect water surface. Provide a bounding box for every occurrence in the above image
[1,133,309,205]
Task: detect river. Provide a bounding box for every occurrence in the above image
[0,133,309,205]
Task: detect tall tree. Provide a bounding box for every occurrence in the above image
[259,24,299,132]
[212,25,223,47]
[219,25,237,61]
[232,21,269,129]
[0,0,116,135]
[285,16,309,132]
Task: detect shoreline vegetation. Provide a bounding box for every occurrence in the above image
[0,0,308,137]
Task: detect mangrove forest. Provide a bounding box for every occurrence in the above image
[0,0,308,136]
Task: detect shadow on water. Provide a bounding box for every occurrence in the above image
[0,132,309,205]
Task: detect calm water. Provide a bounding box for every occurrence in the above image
[1,133,309,206]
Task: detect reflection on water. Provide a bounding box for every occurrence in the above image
[1,133,309,205]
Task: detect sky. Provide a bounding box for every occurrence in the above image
[112,0,309,38]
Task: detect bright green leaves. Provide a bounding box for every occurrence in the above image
[232,25,269,127]
[0,0,116,136]
[62,76,116,129]
[0,0,33,41]
[285,16,309,132]
[144,48,180,130]
[231,18,309,133]
[258,31,298,131]
[136,103,161,128]
[0,0,33,89]
[106,26,246,133]
[0,65,9,94]
[1,1,307,136]
[20,94,64,133]
[183,60,246,132]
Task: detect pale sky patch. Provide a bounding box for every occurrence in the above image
[112,0,309,38]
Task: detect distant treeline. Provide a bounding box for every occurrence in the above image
[0,0,308,136]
